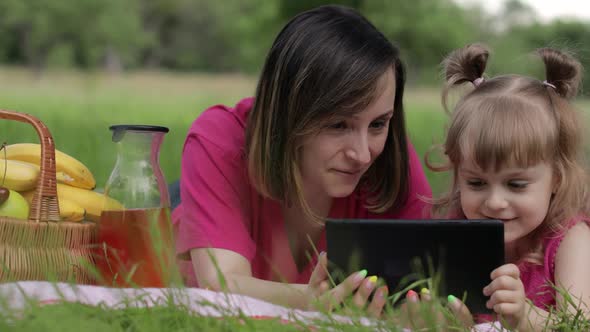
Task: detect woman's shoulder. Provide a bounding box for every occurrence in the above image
[187,97,254,153]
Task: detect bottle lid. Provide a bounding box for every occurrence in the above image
[109,125,169,142]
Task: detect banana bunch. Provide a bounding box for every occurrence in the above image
[21,184,124,223]
[20,190,86,222]
[0,159,40,191]
[3,143,96,189]
[3,143,124,223]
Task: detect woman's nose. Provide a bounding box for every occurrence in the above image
[344,134,371,165]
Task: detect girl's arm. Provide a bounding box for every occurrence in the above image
[553,222,590,317]
[518,222,590,331]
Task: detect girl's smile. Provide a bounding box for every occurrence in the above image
[458,160,557,248]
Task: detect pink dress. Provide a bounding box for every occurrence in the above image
[171,97,433,286]
[518,217,590,309]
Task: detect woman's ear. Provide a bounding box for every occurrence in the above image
[552,167,562,194]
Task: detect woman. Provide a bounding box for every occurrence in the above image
[172,5,431,314]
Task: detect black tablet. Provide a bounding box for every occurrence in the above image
[326,219,504,314]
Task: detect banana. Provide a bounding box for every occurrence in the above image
[0,159,40,191]
[21,190,86,222]
[12,160,86,187]
[56,184,124,222]
[3,143,96,190]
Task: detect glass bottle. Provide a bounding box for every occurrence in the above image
[96,125,177,288]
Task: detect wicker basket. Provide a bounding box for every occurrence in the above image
[0,110,96,283]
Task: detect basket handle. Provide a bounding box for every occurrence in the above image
[0,110,60,222]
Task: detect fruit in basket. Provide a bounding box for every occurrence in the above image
[2,143,96,190]
[12,161,87,189]
[0,159,40,191]
[0,187,29,220]
[20,190,86,222]
[56,184,124,221]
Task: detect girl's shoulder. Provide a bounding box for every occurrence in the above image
[555,217,590,248]
[544,216,590,271]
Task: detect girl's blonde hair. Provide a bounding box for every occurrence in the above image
[429,43,589,263]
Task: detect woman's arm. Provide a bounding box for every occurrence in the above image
[191,248,309,308]
[191,248,381,311]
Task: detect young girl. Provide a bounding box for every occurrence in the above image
[430,44,590,330]
[172,5,431,314]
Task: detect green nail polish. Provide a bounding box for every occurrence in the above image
[447,294,457,303]
[358,269,368,278]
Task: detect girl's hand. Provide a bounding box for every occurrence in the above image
[483,263,527,329]
[306,252,388,317]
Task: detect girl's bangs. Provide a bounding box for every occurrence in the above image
[454,97,557,171]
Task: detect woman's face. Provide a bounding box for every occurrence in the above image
[299,68,396,201]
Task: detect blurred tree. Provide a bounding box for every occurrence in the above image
[0,0,148,74]
[363,0,481,83]
[140,0,278,72]
[0,0,587,81]
[498,0,537,30]
[279,0,362,19]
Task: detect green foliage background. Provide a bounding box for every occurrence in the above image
[0,0,588,89]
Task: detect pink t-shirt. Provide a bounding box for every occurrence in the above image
[172,97,432,287]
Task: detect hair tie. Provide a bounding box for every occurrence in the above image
[473,77,484,87]
[543,80,557,90]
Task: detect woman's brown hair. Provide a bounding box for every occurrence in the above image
[429,43,589,263]
[246,5,410,222]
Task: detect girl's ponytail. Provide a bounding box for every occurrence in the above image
[441,43,490,112]
[537,48,583,99]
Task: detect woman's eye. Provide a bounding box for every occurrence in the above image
[508,181,528,189]
[370,120,387,129]
[328,121,346,130]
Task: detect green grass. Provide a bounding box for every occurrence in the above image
[0,67,255,189]
[0,67,452,193]
[1,67,588,194]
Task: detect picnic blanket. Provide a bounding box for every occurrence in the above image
[0,281,506,331]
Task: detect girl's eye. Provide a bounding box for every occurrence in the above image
[466,179,485,188]
[328,121,346,130]
[508,180,528,189]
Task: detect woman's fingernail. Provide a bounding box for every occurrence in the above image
[366,275,378,289]
[319,251,326,258]
[355,269,368,282]
[447,294,457,303]
[380,286,389,299]
[420,288,430,295]
[406,290,418,300]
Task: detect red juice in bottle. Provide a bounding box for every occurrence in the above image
[96,207,174,287]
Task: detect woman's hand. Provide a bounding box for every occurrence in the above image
[306,252,389,317]
[483,263,527,330]
[400,289,474,330]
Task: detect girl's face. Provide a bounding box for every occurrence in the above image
[298,68,395,201]
[458,158,557,245]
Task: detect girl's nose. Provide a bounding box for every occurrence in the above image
[484,190,508,211]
